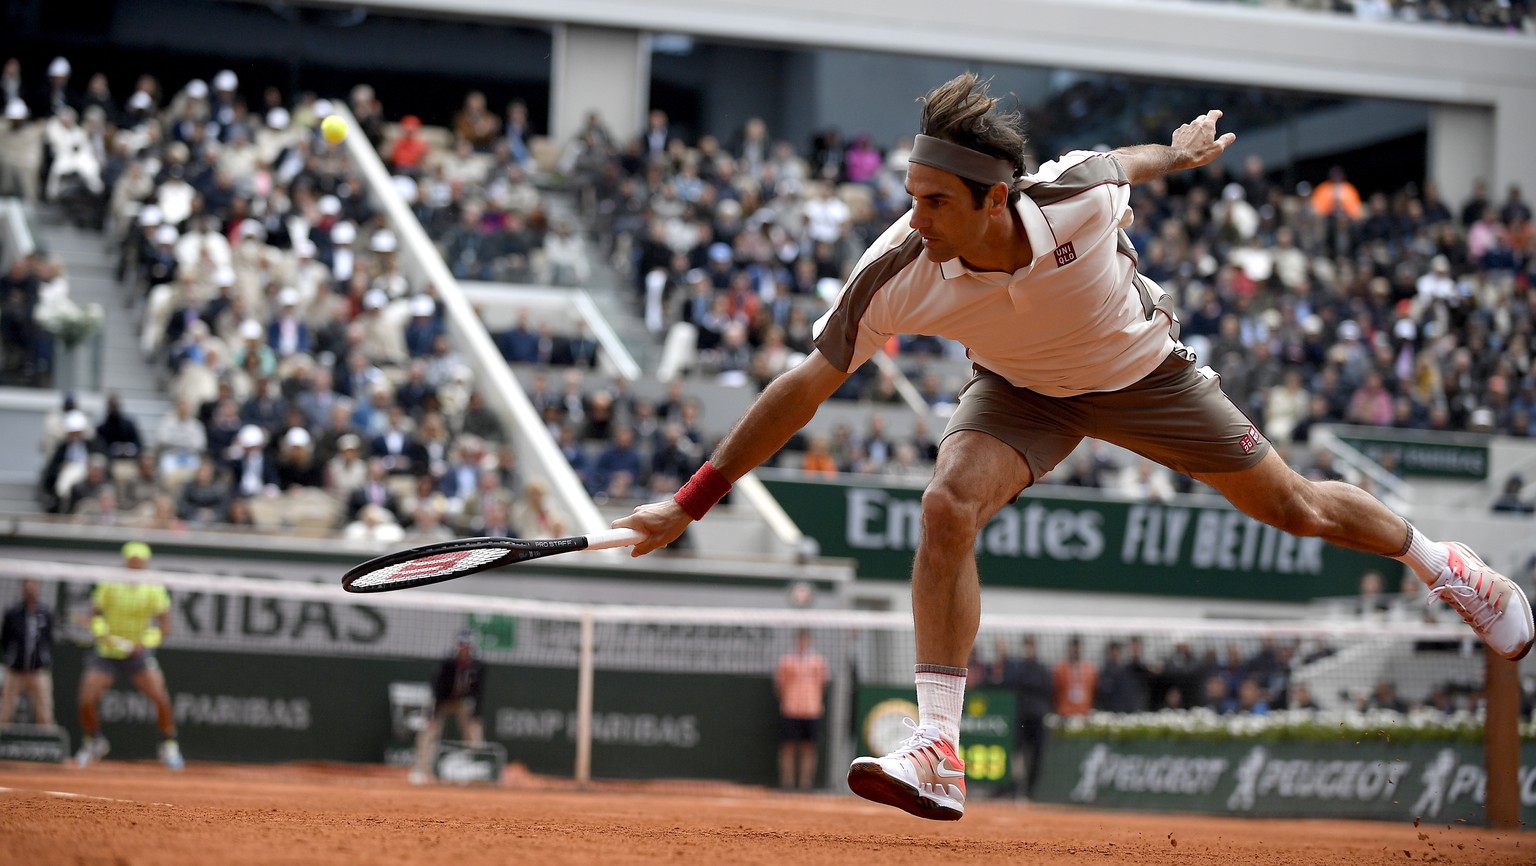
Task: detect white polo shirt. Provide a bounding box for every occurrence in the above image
[813,151,1180,397]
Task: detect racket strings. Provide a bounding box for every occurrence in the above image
[348,547,512,589]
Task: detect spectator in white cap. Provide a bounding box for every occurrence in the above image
[124,90,154,126]
[268,287,310,358]
[256,106,295,165]
[404,294,441,358]
[369,228,397,254]
[368,229,409,298]
[193,264,239,336]
[276,426,324,490]
[1415,255,1457,307]
[233,318,277,378]
[231,218,266,262]
[42,57,73,117]
[226,424,277,497]
[323,432,368,496]
[290,236,332,302]
[391,174,419,207]
[210,69,236,131]
[165,80,210,144]
[362,287,388,313]
[328,220,356,283]
[309,99,333,133]
[358,288,408,364]
[0,96,41,201]
[40,408,101,513]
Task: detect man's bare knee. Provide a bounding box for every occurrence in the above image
[921,484,985,540]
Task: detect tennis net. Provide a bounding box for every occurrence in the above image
[0,557,1526,824]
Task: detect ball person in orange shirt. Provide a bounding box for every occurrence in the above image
[773,629,828,790]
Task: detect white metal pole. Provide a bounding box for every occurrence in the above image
[575,610,595,787]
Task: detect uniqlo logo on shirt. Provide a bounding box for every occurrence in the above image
[1239,425,1262,455]
[1053,242,1077,266]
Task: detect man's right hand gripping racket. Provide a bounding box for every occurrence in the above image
[341,528,644,593]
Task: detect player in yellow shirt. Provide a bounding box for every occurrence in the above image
[74,542,182,770]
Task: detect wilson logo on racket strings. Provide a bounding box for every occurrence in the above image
[385,550,483,581]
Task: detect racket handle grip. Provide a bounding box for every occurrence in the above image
[585,527,646,550]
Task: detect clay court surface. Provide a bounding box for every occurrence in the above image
[0,761,1529,865]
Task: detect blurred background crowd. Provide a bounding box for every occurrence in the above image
[1238,0,1531,31]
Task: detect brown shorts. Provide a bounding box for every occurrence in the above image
[944,350,1270,482]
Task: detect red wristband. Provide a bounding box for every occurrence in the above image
[674,462,732,521]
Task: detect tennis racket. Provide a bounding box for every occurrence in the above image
[341,527,645,593]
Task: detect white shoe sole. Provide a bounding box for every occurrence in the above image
[1505,580,1535,662]
[847,761,964,821]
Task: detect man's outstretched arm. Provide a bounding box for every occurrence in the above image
[1110,109,1236,185]
[613,350,851,555]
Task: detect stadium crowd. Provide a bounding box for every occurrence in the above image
[1196,0,1533,32]
[536,106,1536,443]
[971,627,1519,721]
[4,51,1536,530]
[8,61,579,538]
[521,107,1536,499]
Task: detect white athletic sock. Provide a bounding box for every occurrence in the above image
[1391,520,1450,585]
[914,664,966,748]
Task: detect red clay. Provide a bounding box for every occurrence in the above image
[0,760,1528,865]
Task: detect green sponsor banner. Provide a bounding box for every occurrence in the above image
[49,643,782,784]
[759,474,1389,601]
[855,686,1015,793]
[1035,736,1536,826]
[1335,428,1490,480]
[493,669,782,784]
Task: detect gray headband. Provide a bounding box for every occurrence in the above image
[908,134,1015,187]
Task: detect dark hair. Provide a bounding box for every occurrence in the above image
[918,72,1028,207]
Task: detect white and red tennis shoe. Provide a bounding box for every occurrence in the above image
[1431,542,1535,661]
[74,735,109,768]
[160,739,184,772]
[847,720,966,820]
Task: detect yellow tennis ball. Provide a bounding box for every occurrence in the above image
[321,114,348,144]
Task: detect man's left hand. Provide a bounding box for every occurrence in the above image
[1171,110,1236,171]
